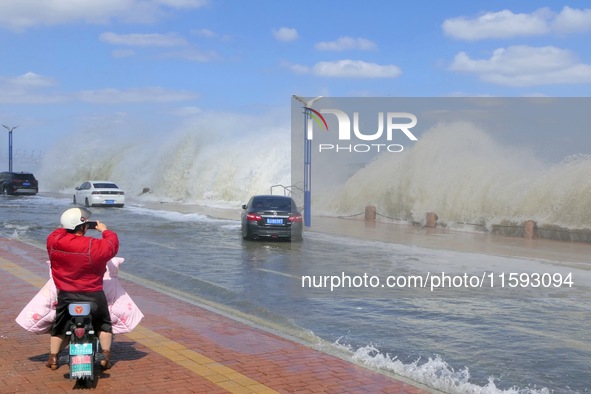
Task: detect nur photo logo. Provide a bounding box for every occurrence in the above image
[302,104,418,153]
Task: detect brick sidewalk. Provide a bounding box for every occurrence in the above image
[0,238,433,393]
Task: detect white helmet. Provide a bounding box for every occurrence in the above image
[60,207,92,230]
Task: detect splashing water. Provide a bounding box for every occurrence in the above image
[37,112,291,206]
[33,115,591,231]
[349,345,550,394]
[314,121,591,230]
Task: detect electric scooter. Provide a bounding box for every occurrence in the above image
[65,303,99,384]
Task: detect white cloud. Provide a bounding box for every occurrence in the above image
[0,73,199,104]
[78,87,198,103]
[100,32,218,61]
[0,90,65,104]
[3,72,57,87]
[443,9,550,40]
[173,106,203,116]
[100,32,188,47]
[155,0,208,8]
[449,45,591,86]
[192,28,216,38]
[552,6,591,33]
[315,36,377,51]
[190,28,232,41]
[162,48,218,62]
[272,27,298,42]
[443,7,591,40]
[291,60,401,78]
[0,0,209,31]
[0,72,63,103]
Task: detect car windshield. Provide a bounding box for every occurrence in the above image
[93,183,118,189]
[14,173,36,181]
[252,197,296,212]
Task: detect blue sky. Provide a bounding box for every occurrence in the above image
[0,0,590,157]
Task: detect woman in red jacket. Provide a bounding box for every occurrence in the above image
[46,207,119,371]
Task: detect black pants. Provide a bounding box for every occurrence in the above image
[51,290,113,336]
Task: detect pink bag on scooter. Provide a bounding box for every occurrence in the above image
[15,257,143,335]
[15,276,58,333]
[102,257,145,334]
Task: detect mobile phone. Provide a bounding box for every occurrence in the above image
[86,221,98,230]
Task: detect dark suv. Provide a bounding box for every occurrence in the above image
[0,172,39,195]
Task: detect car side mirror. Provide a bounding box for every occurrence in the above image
[75,187,80,190]
[242,204,247,209]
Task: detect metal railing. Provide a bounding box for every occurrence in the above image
[270,183,304,197]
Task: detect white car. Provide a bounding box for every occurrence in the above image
[73,181,125,208]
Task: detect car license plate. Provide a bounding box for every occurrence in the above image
[23,182,30,186]
[267,218,283,225]
[70,343,93,355]
[104,200,115,204]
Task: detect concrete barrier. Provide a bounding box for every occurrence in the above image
[365,205,376,222]
[425,212,438,228]
[524,220,538,239]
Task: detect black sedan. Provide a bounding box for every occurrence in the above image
[241,195,303,241]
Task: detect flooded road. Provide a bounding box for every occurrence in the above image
[3,194,590,393]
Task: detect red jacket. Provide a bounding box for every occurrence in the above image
[47,228,120,293]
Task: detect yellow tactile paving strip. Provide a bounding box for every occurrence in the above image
[125,325,278,393]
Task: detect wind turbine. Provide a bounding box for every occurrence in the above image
[292,95,324,227]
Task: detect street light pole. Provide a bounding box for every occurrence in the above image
[2,125,19,172]
[292,95,323,227]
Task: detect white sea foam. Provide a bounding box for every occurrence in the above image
[348,344,550,394]
[6,225,29,240]
[123,204,238,225]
